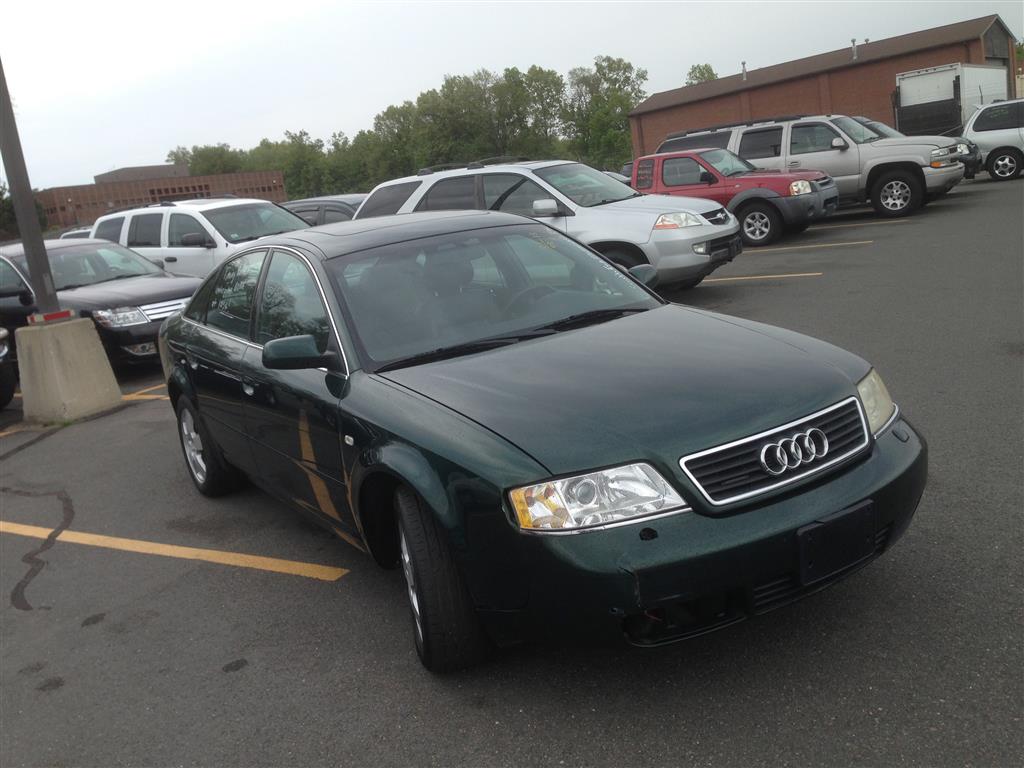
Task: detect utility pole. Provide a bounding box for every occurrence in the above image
[0,54,60,314]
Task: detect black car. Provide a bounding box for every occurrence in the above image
[282,194,367,226]
[0,239,202,365]
[159,210,927,671]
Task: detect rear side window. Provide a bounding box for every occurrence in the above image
[658,132,731,153]
[127,213,163,247]
[634,159,655,190]
[739,128,783,159]
[323,206,352,224]
[206,250,267,338]
[291,207,321,225]
[168,213,208,246]
[973,103,1018,131]
[0,259,28,292]
[416,177,478,212]
[357,181,423,218]
[790,124,841,155]
[94,216,125,243]
[662,157,702,186]
[184,272,218,322]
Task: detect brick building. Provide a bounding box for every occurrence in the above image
[630,14,1019,157]
[36,168,287,230]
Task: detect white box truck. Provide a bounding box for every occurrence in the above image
[893,63,1008,135]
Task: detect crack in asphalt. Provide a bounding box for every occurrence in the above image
[1,487,76,611]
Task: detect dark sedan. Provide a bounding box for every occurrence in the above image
[159,210,927,671]
[0,239,202,365]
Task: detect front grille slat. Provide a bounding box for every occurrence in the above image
[701,208,729,225]
[139,298,187,322]
[680,398,871,506]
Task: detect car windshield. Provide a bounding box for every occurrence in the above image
[533,163,639,207]
[832,116,882,144]
[9,243,161,290]
[326,223,660,369]
[700,149,756,176]
[202,203,309,244]
[865,120,904,138]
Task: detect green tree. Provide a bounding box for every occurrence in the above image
[0,184,47,242]
[685,63,718,85]
[165,143,245,175]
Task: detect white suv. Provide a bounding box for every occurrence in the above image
[89,198,309,276]
[355,160,742,289]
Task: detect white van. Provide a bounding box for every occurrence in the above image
[89,198,309,276]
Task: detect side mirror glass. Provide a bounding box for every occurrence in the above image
[699,170,716,184]
[831,137,849,150]
[532,199,560,217]
[628,264,659,289]
[262,334,340,371]
[180,232,215,248]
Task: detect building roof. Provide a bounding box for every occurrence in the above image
[93,164,190,183]
[631,15,1015,116]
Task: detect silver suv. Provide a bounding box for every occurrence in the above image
[657,115,964,217]
[963,99,1024,181]
[355,160,742,289]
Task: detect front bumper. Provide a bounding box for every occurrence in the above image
[644,222,743,284]
[923,163,964,193]
[96,320,162,364]
[479,416,927,647]
[774,188,837,226]
[959,151,982,179]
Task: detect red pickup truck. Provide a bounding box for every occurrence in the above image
[631,148,839,245]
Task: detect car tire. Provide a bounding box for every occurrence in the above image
[0,363,16,410]
[598,248,641,269]
[175,395,242,496]
[738,202,782,246]
[986,148,1023,181]
[394,484,488,673]
[871,170,923,218]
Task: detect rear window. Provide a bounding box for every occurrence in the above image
[94,216,125,243]
[635,159,655,190]
[127,213,163,247]
[658,132,731,153]
[357,181,423,218]
[738,128,783,159]
[416,176,477,212]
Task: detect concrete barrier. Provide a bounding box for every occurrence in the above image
[15,319,122,423]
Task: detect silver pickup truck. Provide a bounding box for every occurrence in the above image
[657,114,964,218]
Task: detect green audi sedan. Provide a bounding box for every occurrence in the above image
[159,210,927,671]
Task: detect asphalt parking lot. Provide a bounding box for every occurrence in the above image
[1,178,1021,767]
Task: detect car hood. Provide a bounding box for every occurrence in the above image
[379,305,867,476]
[734,168,828,182]
[873,135,955,150]
[56,274,202,312]
[599,193,723,215]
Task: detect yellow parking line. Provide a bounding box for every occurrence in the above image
[122,393,170,401]
[0,425,45,439]
[755,240,874,253]
[0,520,348,582]
[705,272,823,283]
[126,383,167,396]
[810,220,910,230]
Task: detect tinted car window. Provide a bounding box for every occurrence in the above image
[94,217,125,242]
[357,181,423,218]
[483,174,550,217]
[739,128,783,159]
[202,204,308,245]
[290,207,321,225]
[322,206,352,224]
[790,124,841,155]
[184,272,219,322]
[417,177,478,211]
[634,159,655,190]
[8,244,159,291]
[0,259,27,291]
[206,250,267,338]
[662,157,702,186]
[256,251,330,352]
[168,213,208,246]
[658,133,731,152]
[974,104,1017,131]
[127,213,163,247]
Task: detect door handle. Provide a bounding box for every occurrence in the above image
[164,256,178,263]
[788,161,800,167]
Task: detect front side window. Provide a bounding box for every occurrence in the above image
[483,174,550,217]
[94,216,125,243]
[8,243,160,291]
[533,163,637,207]
[973,104,1017,131]
[327,223,659,368]
[790,123,843,155]
[830,117,880,144]
[127,213,163,247]
[739,128,783,159]
[357,181,423,218]
[201,204,308,245]
[662,157,702,186]
[417,176,478,212]
[291,207,321,225]
[255,251,330,352]
[700,149,756,177]
[634,159,655,190]
[322,206,352,224]
[206,250,267,338]
[168,213,209,246]
[0,259,28,292]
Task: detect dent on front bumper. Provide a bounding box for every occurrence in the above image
[478,416,927,648]
[643,221,742,283]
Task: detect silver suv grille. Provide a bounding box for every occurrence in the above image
[679,397,870,506]
[701,208,729,225]
[139,298,187,322]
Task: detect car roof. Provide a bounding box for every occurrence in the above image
[0,238,115,258]
[285,194,368,205]
[93,197,279,221]
[639,147,726,160]
[374,159,572,189]
[267,210,532,260]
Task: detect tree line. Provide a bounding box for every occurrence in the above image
[166,56,648,200]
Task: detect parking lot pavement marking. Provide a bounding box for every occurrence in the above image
[122,383,169,402]
[809,220,910,231]
[754,240,874,253]
[0,520,349,582]
[704,272,824,283]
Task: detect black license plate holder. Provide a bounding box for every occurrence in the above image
[798,502,875,586]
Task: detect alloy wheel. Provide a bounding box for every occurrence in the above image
[880,180,912,211]
[992,154,1018,178]
[399,527,424,643]
[743,211,771,241]
[180,409,207,484]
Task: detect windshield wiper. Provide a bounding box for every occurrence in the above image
[591,193,642,206]
[374,332,553,373]
[533,307,649,332]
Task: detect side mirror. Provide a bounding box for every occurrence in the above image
[831,137,849,150]
[532,199,561,217]
[628,264,659,289]
[0,286,33,305]
[262,334,340,372]
[180,233,215,248]
[699,170,716,184]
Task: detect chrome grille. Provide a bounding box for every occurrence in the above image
[139,298,187,322]
[701,208,729,225]
[679,397,870,506]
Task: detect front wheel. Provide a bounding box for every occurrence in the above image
[738,202,782,246]
[987,149,1022,181]
[871,170,923,218]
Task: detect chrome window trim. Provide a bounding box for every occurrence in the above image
[678,396,871,507]
[182,316,262,350]
[873,403,900,438]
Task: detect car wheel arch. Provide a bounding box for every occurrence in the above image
[166,365,194,412]
[865,162,924,198]
[590,242,648,267]
[727,188,781,212]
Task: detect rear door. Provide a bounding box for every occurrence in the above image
[785,122,861,198]
[737,126,785,170]
[165,212,217,276]
[125,212,165,264]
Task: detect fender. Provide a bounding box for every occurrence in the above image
[727,188,782,212]
[861,158,926,197]
[165,358,196,409]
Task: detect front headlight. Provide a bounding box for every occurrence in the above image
[930,147,951,158]
[92,307,148,328]
[789,180,812,196]
[956,143,969,156]
[857,369,896,435]
[509,463,688,533]
[654,212,703,230]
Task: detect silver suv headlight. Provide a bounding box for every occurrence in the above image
[654,212,703,230]
[92,307,148,328]
[789,180,812,196]
[510,463,689,532]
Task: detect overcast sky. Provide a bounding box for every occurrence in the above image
[3,0,1022,189]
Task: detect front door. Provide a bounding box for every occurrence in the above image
[482,173,569,232]
[659,156,732,206]
[785,122,862,199]
[165,213,217,277]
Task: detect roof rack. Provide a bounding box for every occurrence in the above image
[416,156,534,176]
[664,114,810,140]
[146,201,178,208]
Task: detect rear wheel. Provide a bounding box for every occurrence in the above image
[738,202,782,246]
[175,395,242,496]
[870,170,923,217]
[987,148,1022,181]
[394,485,488,672]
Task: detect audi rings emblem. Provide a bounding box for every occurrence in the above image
[759,428,829,476]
